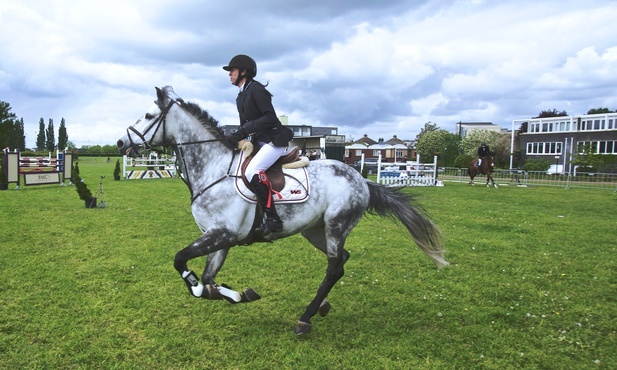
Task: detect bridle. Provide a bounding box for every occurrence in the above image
[125,97,240,203]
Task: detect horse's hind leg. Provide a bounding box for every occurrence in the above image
[296,226,350,335]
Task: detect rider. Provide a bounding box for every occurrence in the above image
[477,142,490,167]
[224,54,294,233]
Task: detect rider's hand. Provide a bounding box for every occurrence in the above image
[228,127,246,142]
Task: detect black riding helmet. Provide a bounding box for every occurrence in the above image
[223,54,257,80]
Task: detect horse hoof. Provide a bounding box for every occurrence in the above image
[318,300,331,317]
[295,321,312,336]
[241,288,261,302]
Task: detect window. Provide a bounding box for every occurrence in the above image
[526,142,563,155]
[577,141,600,154]
[355,150,362,156]
[373,150,381,156]
[599,141,616,154]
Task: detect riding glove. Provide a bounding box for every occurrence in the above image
[228,127,246,142]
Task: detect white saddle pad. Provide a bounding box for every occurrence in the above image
[233,151,310,204]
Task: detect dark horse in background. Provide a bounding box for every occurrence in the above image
[468,152,497,188]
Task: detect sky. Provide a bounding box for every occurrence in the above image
[1,0,617,149]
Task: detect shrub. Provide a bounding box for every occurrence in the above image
[522,159,552,172]
[72,161,92,200]
[453,154,474,168]
[0,155,7,184]
[114,159,121,180]
[361,165,368,178]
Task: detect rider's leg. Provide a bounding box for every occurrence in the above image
[249,172,283,232]
[245,143,286,233]
[477,158,482,167]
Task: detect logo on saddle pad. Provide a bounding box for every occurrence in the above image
[234,149,310,204]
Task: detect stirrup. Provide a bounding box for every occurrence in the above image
[255,220,283,233]
[256,215,283,233]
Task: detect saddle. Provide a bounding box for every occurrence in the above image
[239,144,302,191]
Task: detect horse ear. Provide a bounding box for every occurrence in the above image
[155,87,170,110]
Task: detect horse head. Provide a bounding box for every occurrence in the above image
[117,86,182,157]
[117,86,233,158]
[487,151,496,169]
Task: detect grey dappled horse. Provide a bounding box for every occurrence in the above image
[117,86,448,335]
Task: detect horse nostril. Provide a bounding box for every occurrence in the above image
[117,140,124,148]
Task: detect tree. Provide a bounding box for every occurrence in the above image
[438,132,462,167]
[415,121,439,143]
[58,118,68,150]
[0,101,17,149]
[587,107,614,114]
[415,129,449,163]
[45,119,55,151]
[517,121,528,134]
[534,109,568,118]
[36,118,46,150]
[15,118,25,150]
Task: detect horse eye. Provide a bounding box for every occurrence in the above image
[145,113,154,120]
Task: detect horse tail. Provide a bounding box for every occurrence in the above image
[366,181,449,268]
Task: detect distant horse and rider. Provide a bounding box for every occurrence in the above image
[468,142,497,188]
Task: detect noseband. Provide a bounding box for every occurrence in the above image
[125,99,176,153]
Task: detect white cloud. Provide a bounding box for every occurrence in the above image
[1,0,616,147]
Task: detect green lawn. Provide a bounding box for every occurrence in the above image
[0,157,615,369]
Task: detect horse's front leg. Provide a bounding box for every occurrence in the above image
[173,229,243,303]
[173,231,260,304]
[199,249,262,303]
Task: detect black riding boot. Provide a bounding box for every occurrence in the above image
[249,173,283,233]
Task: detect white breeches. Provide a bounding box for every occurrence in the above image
[245,142,288,181]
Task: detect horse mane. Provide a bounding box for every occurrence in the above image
[182,101,235,150]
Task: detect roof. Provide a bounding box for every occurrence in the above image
[385,135,405,145]
[356,134,377,145]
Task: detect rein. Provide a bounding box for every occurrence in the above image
[126,97,240,203]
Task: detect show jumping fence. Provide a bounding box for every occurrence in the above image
[3,148,73,189]
[122,153,177,180]
[362,154,440,187]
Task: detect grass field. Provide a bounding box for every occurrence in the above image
[1,157,615,369]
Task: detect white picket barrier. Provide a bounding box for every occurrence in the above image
[376,154,439,187]
[122,152,177,180]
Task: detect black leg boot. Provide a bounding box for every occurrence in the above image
[249,173,283,233]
